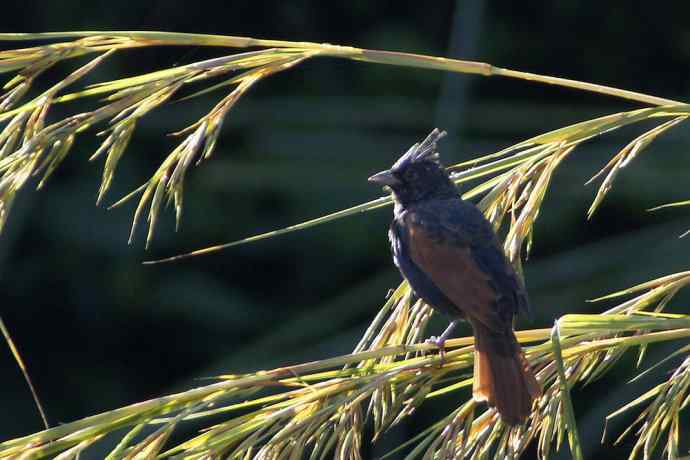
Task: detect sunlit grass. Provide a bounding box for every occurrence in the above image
[1,31,689,459]
[1,294,688,458]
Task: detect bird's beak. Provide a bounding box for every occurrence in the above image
[368,169,400,187]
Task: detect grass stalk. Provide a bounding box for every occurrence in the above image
[551,320,584,460]
[1,31,682,106]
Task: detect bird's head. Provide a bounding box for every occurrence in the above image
[368,128,457,206]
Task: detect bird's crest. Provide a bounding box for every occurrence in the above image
[392,128,447,170]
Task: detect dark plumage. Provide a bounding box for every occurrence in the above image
[369,129,541,424]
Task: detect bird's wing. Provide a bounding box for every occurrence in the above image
[405,218,508,332]
[470,238,531,318]
[426,200,529,318]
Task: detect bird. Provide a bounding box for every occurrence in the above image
[368,128,541,424]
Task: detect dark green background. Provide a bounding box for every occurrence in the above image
[2,2,690,458]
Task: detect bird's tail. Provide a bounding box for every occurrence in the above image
[471,320,541,424]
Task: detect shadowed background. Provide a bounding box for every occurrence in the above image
[1,1,690,458]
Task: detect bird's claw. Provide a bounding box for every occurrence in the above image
[425,335,445,348]
[425,336,447,365]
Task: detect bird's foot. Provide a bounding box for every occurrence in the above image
[424,320,459,366]
[425,335,447,365]
[425,335,446,348]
